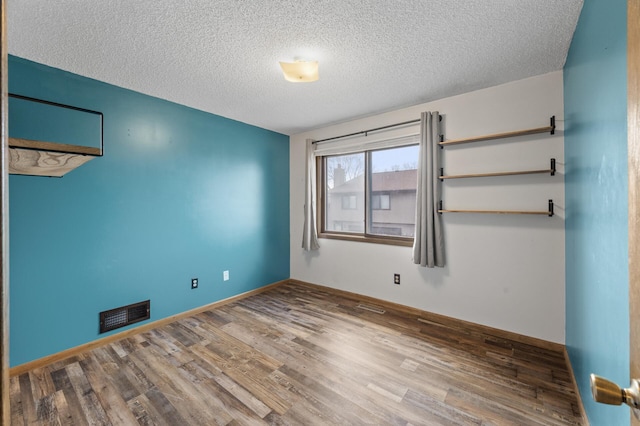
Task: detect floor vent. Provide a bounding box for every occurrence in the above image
[99,300,150,334]
[356,303,386,314]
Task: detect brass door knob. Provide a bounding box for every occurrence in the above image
[590,374,624,405]
[590,374,640,419]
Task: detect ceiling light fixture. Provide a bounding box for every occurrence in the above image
[279,60,319,83]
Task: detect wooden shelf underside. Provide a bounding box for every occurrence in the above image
[440,168,554,180]
[439,125,554,147]
[9,137,101,177]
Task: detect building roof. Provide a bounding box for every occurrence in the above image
[330,169,417,193]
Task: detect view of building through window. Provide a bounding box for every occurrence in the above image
[324,145,418,238]
[325,153,365,232]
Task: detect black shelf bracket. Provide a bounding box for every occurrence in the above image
[550,116,556,135]
[550,158,556,176]
[548,199,554,217]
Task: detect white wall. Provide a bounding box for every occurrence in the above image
[290,71,565,344]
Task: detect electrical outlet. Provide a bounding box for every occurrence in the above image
[223,270,229,281]
[191,278,198,289]
[393,274,400,285]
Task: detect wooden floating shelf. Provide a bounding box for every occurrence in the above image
[8,137,102,177]
[439,116,555,147]
[438,200,554,217]
[9,137,101,156]
[8,93,104,178]
[440,159,556,180]
[440,169,553,180]
[438,209,550,215]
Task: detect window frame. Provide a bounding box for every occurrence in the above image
[316,147,416,247]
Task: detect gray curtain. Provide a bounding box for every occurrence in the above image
[302,138,320,251]
[412,112,445,267]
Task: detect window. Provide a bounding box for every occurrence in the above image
[318,144,418,245]
[341,195,357,210]
[371,193,390,210]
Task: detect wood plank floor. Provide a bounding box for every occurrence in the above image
[10,282,584,425]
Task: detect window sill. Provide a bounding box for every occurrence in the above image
[318,232,413,247]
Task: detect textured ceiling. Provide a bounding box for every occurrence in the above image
[8,1,583,135]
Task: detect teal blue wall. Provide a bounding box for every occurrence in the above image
[8,56,290,366]
[564,1,628,424]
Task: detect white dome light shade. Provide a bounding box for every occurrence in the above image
[279,60,319,83]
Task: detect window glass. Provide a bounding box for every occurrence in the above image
[368,145,418,237]
[320,144,418,244]
[325,153,365,233]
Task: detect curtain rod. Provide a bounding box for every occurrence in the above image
[312,119,416,144]
[313,115,442,144]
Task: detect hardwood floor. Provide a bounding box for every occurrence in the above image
[10,282,584,425]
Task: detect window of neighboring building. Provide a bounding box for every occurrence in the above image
[371,193,390,210]
[341,195,357,210]
[318,144,418,246]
